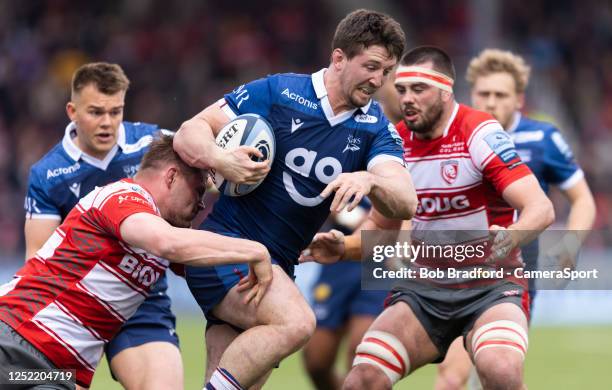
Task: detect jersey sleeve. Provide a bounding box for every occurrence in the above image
[24,168,62,220]
[221,76,274,119]
[366,121,406,171]
[468,120,532,193]
[542,128,583,190]
[94,191,158,239]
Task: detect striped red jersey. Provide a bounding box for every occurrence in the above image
[397,103,532,287]
[0,179,168,387]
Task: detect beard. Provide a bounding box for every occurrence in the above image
[404,98,444,134]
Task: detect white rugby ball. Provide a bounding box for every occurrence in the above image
[212,113,275,196]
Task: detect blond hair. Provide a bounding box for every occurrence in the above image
[466,49,531,93]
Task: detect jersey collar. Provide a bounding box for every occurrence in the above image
[311,68,372,127]
[506,111,521,133]
[62,122,127,170]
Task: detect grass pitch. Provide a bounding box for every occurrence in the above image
[91,318,612,389]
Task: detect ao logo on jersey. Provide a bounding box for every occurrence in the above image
[283,148,342,207]
[213,114,276,196]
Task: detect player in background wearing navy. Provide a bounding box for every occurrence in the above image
[23,63,183,390]
[173,9,417,390]
[302,200,388,390]
[3,135,272,389]
[433,49,597,390]
[301,47,554,390]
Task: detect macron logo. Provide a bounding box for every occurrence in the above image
[68,182,81,198]
[291,118,304,133]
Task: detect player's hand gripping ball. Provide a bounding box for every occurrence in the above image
[212,114,276,196]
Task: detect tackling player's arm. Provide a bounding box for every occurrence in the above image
[24,219,60,259]
[173,101,269,184]
[300,207,404,263]
[120,212,273,304]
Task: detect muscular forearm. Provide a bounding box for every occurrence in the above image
[157,228,269,267]
[508,200,555,247]
[368,171,417,220]
[174,117,222,169]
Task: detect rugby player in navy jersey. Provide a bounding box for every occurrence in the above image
[24,62,185,390]
[433,49,596,390]
[173,9,417,390]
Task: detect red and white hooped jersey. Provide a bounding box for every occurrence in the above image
[0,179,167,387]
[397,103,532,287]
[398,103,531,231]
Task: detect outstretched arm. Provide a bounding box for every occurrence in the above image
[299,207,404,264]
[120,212,272,304]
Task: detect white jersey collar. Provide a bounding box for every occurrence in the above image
[62,122,126,170]
[311,68,372,126]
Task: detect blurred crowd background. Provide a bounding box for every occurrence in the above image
[0,0,610,256]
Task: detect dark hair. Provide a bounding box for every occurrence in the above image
[71,62,130,96]
[332,9,405,60]
[401,46,456,80]
[140,133,202,178]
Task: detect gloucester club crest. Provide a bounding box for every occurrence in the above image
[440,160,459,184]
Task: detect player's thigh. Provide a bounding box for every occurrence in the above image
[212,264,315,330]
[366,301,439,372]
[110,341,183,390]
[205,324,240,381]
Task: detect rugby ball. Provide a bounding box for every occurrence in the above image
[212,113,275,196]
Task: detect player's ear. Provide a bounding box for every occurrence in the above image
[331,48,346,71]
[441,90,452,102]
[66,102,77,122]
[165,167,178,189]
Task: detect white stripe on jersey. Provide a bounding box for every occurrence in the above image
[0,277,21,297]
[78,263,146,321]
[25,213,62,220]
[32,303,103,371]
[35,228,65,262]
[407,157,481,189]
[412,208,488,231]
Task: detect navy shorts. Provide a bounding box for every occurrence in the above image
[186,229,294,323]
[312,262,387,329]
[104,275,179,363]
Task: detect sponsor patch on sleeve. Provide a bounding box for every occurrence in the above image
[484,131,518,163]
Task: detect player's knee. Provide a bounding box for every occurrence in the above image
[351,330,409,386]
[279,306,316,350]
[343,364,391,390]
[476,354,523,390]
[472,320,527,389]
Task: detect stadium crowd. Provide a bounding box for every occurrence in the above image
[0,0,610,257]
